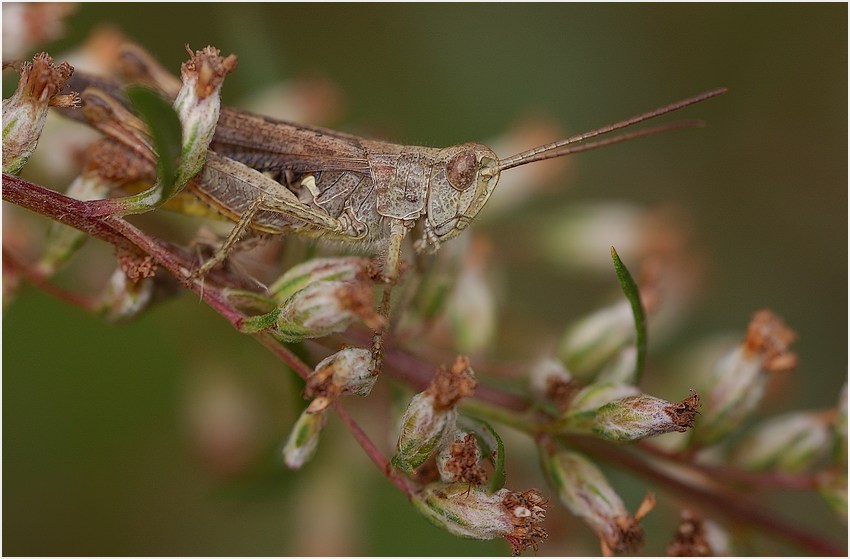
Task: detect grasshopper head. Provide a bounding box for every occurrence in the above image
[419,143,500,253]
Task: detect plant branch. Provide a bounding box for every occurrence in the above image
[567,436,846,556]
[4,172,843,556]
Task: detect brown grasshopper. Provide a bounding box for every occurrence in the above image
[64,45,725,362]
[196,88,726,283]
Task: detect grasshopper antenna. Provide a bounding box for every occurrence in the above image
[493,87,727,173]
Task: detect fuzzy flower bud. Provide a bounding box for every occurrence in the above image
[3,53,79,175]
[283,406,328,470]
[542,448,653,554]
[393,357,477,474]
[445,237,497,353]
[437,431,487,485]
[412,483,547,555]
[593,393,700,442]
[529,358,577,411]
[269,256,371,303]
[568,381,642,414]
[692,310,797,447]
[172,46,236,184]
[731,411,833,473]
[112,46,236,214]
[302,348,377,413]
[263,280,383,342]
[557,299,635,381]
[97,267,155,323]
[3,3,76,60]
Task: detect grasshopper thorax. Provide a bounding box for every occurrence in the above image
[419,142,499,253]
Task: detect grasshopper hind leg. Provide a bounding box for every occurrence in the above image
[191,193,266,279]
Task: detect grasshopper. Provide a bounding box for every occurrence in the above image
[63,45,725,362]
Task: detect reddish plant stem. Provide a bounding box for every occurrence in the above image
[3,173,405,500]
[567,436,846,556]
[3,247,101,312]
[333,400,416,498]
[638,440,821,491]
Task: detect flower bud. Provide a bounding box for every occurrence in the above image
[3,53,79,175]
[529,358,577,411]
[437,431,487,485]
[172,46,236,185]
[302,348,377,413]
[692,310,796,447]
[731,411,833,473]
[271,280,384,342]
[568,382,642,415]
[412,483,547,554]
[557,299,635,381]
[112,46,236,214]
[283,406,328,470]
[98,267,155,323]
[393,357,477,474]
[542,448,652,554]
[269,256,371,303]
[445,238,497,353]
[591,393,700,442]
[3,3,76,60]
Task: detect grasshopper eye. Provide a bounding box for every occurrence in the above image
[446,150,477,191]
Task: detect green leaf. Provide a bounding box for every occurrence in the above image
[610,247,646,382]
[459,416,506,492]
[126,86,182,200]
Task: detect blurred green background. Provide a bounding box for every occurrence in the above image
[4,3,846,556]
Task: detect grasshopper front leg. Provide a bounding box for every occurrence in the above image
[371,219,411,372]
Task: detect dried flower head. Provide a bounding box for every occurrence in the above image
[3,53,79,175]
[437,431,488,486]
[667,509,723,557]
[393,357,478,474]
[303,348,377,413]
[692,310,797,447]
[427,356,478,411]
[542,447,653,554]
[592,392,700,441]
[413,483,547,555]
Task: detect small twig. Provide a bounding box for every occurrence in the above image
[333,400,416,498]
[3,247,101,312]
[638,440,822,491]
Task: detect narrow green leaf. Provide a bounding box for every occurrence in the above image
[610,246,646,382]
[459,416,506,492]
[126,86,182,199]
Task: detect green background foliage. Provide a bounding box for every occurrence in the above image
[4,4,846,555]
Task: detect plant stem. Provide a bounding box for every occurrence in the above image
[567,435,845,556]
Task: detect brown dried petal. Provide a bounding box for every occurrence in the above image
[743,309,797,372]
[427,356,478,410]
[442,433,487,486]
[667,391,701,431]
[181,45,238,100]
